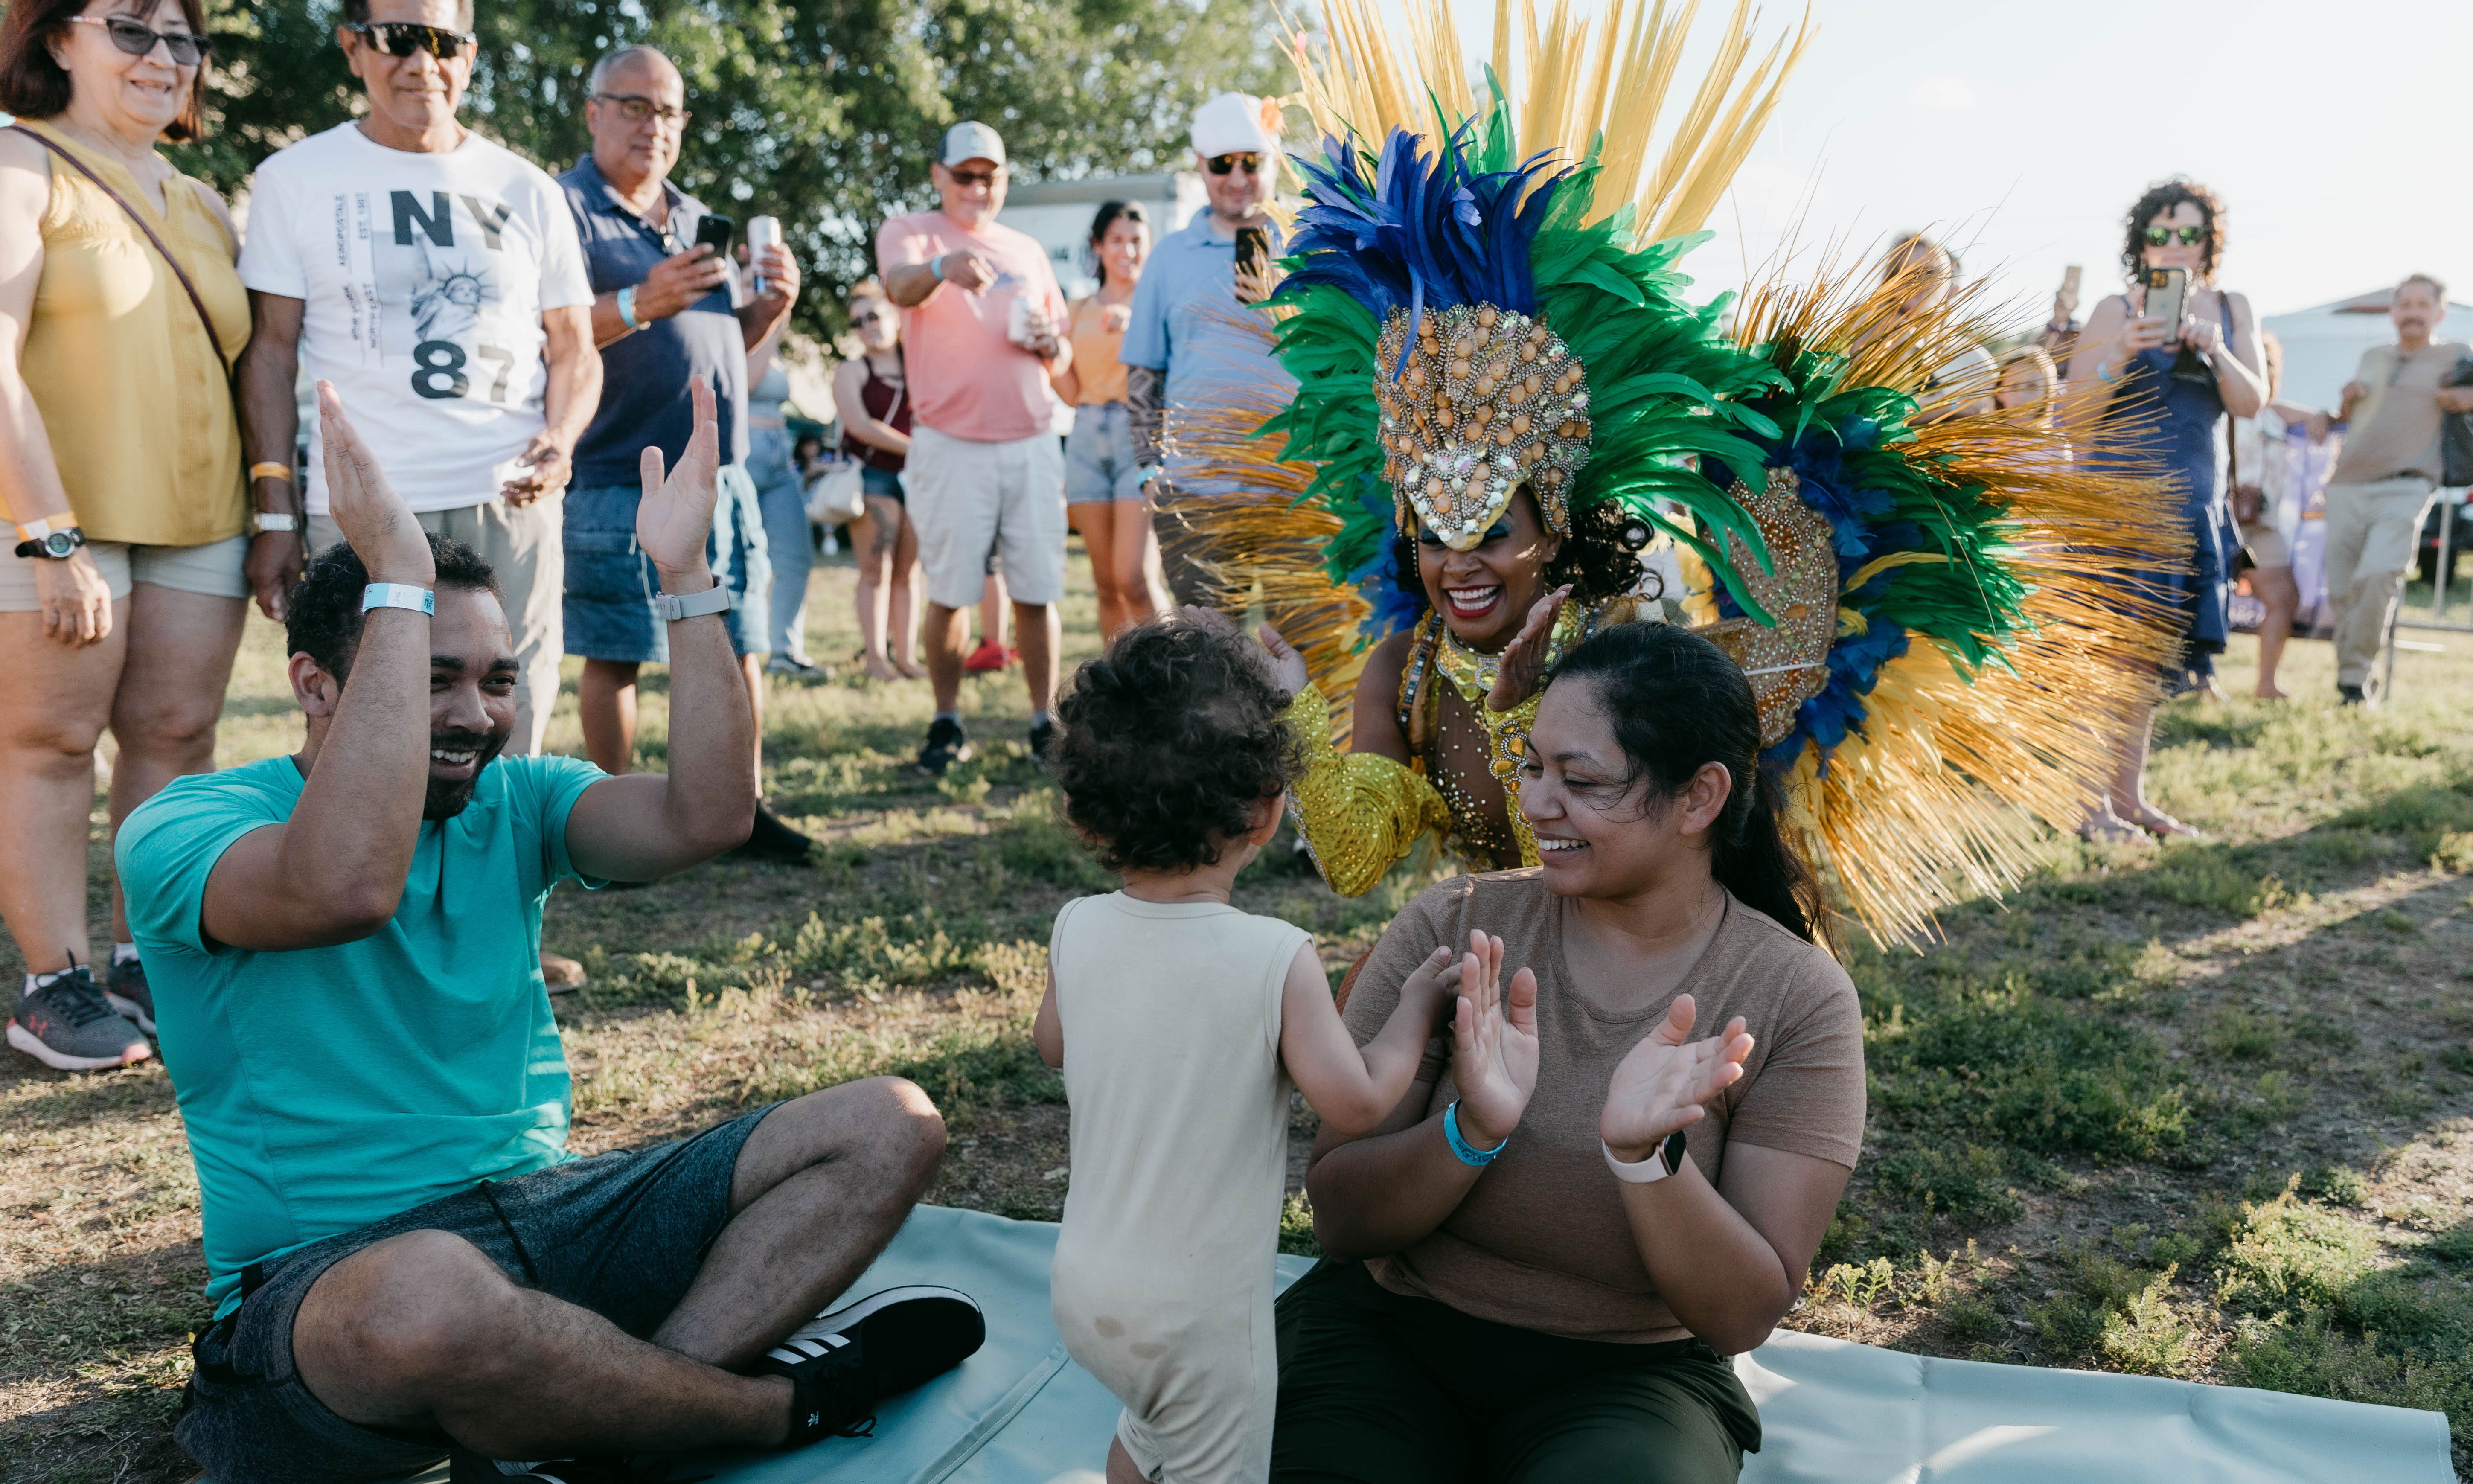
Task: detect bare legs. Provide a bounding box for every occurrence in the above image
[289,1078,946,1461]
[850,495,922,682]
[2249,565,2298,700]
[977,574,1011,656]
[106,587,247,939]
[581,654,768,782]
[0,602,129,975]
[2095,699,2197,840]
[1070,501,1170,640]
[925,599,1056,719]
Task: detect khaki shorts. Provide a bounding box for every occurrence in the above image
[2240,521,2290,569]
[0,533,250,610]
[908,425,1068,609]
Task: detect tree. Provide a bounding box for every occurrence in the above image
[168,0,1287,339]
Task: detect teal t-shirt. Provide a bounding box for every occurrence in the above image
[118,752,608,1315]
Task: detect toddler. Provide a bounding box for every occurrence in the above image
[1034,615,1449,1484]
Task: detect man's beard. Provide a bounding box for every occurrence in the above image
[424,728,512,820]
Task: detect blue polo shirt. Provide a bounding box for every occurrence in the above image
[1120,215,1295,484]
[558,155,749,486]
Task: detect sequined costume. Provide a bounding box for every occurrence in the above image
[1175,0,2189,940]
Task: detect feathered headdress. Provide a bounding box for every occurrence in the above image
[1173,0,2186,942]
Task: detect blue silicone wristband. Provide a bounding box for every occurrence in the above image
[617,285,641,330]
[360,582,434,616]
[1443,1100,1507,1166]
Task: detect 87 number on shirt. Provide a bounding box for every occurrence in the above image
[412,340,519,402]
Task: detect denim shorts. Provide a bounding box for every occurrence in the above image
[862,465,906,502]
[563,466,770,661]
[1065,401,1146,503]
[176,1104,777,1484]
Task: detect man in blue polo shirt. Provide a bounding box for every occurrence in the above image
[1123,91,1297,612]
[125,380,978,1484]
[557,43,812,861]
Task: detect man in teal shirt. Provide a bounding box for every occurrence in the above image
[123,374,978,1484]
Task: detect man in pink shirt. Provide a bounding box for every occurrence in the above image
[878,122,1072,774]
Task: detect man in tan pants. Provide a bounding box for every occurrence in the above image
[2321,274,2473,702]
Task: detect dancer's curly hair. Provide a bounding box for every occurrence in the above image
[1388,493,1655,620]
[1051,617,1302,875]
[2121,176,2227,285]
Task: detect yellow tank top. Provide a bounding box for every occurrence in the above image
[1068,294,1129,406]
[17,120,248,548]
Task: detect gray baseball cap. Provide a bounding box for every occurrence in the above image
[939,121,1006,169]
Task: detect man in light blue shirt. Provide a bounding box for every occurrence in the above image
[1123,92,1297,610]
[124,376,977,1484]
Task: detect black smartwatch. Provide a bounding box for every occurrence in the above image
[13,524,86,561]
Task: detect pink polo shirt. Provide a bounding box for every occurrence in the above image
[875,210,1066,444]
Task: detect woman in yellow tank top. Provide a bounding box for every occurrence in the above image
[0,0,274,1071]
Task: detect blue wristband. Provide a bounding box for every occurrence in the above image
[1442,1100,1507,1166]
[617,284,641,331]
[360,582,434,616]
[929,253,944,282]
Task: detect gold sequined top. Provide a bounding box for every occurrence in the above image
[1284,599,1623,897]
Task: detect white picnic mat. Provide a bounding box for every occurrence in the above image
[353,1203,2454,1484]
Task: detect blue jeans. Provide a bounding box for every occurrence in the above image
[750,424,815,659]
[562,466,770,661]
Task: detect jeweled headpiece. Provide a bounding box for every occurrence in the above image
[1373,305,1592,548]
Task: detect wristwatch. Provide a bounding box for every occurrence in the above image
[13,518,86,561]
[654,582,734,621]
[1603,1129,1690,1184]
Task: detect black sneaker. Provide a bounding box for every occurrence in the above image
[735,804,815,865]
[757,1285,986,1446]
[916,717,971,777]
[9,966,150,1072]
[2337,683,2366,706]
[105,954,156,1035]
[1027,718,1056,771]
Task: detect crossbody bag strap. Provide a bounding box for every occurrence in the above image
[12,124,230,369]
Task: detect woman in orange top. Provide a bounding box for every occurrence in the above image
[0,0,273,1071]
[1051,201,1170,638]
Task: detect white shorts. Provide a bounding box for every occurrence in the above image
[907,424,1067,609]
[0,533,250,610]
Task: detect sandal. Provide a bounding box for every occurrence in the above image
[2126,805,2204,841]
[2077,811,2148,845]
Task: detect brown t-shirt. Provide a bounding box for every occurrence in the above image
[1340,870,1866,1343]
[2331,339,2473,487]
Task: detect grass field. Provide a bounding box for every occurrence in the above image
[4,542,2470,1483]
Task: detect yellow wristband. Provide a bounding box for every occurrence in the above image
[250,461,294,483]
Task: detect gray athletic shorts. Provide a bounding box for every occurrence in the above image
[176,1103,778,1484]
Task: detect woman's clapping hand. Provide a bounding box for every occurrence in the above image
[1599,995,1753,1163]
[1449,931,1538,1149]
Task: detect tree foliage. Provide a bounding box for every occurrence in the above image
[167,0,1286,337]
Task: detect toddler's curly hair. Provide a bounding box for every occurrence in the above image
[1051,617,1301,875]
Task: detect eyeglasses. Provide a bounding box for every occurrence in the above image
[68,15,211,65]
[592,92,690,127]
[345,21,476,60]
[851,311,887,327]
[1207,153,1265,176]
[945,166,1001,188]
[2144,225,2206,247]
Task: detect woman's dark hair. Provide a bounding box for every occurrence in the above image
[1549,623,1827,944]
[1052,616,1300,875]
[1085,200,1148,285]
[2121,176,2226,285]
[0,0,212,141]
[287,532,499,682]
[1389,495,1655,621]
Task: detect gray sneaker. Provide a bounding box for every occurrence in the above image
[10,967,151,1072]
[105,954,156,1035]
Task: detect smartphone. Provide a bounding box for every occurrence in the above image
[1234,225,1270,304]
[2144,267,2187,339]
[694,213,735,256]
[2061,262,2083,302]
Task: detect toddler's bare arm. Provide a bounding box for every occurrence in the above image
[1280,944,1453,1135]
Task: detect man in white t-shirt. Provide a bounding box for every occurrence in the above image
[236,0,601,758]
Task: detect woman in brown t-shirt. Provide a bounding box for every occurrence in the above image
[1273,621,1866,1483]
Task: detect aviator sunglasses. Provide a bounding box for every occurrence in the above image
[1207,152,1265,176]
[345,21,477,59]
[2143,224,2206,247]
[68,15,211,65]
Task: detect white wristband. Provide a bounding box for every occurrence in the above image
[253,512,300,534]
[1603,1133,1683,1184]
[361,583,434,616]
[654,582,733,621]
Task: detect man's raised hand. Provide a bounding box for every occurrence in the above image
[318,381,432,588]
[638,375,722,589]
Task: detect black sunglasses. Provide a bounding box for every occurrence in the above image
[346,21,476,60]
[2144,225,2206,247]
[852,310,888,327]
[1207,153,1265,176]
[69,14,210,65]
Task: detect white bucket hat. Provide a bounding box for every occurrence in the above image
[1190,93,1280,158]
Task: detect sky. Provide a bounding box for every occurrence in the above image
[1433,0,2473,325]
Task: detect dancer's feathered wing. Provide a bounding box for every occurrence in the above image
[1175,0,2185,942]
